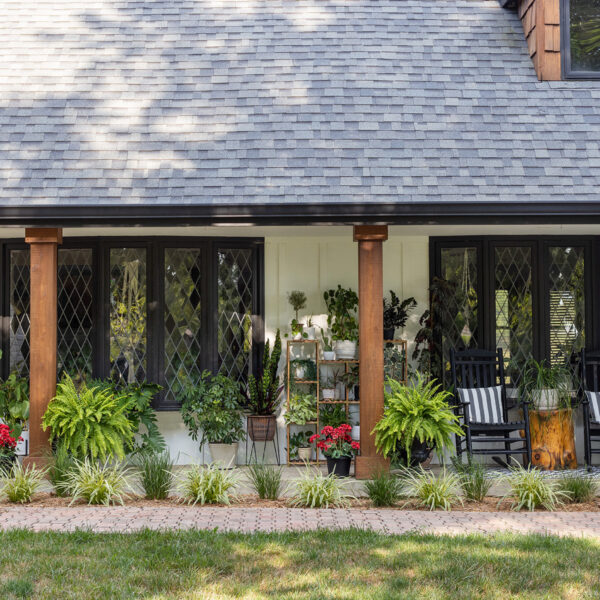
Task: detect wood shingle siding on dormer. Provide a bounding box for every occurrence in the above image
[519,0,562,80]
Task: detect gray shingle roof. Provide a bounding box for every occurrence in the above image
[1,0,600,207]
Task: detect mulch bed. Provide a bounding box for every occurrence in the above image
[2,493,600,512]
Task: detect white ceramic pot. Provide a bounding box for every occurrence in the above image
[208,442,238,468]
[351,425,360,442]
[323,351,336,361]
[294,366,306,380]
[297,447,312,462]
[322,388,336,400]
[334,340,356,360]
[533,388,560,410]
[304,326,316,340]
[292,331,304,341]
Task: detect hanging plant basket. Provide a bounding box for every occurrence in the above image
[247,415,277,442]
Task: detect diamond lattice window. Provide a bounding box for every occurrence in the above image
[495,246,533,388]
[9,249,30,377]
[217,248,253,383]
[109,248,147,385]
[164,248,203,402]
[57,248,93,383]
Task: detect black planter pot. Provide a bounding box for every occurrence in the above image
[396,439,432,468]
[0,454,16,473]
[326,455,352,477]
[383,327,396,341]
[353,385,360,402]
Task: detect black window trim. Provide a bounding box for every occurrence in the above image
[0,236,265,411]
[561,0,600,79]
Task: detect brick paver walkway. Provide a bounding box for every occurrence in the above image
[1,506,600,537]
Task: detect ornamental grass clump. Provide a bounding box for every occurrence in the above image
[47,444,77,497]
[556,474,597,504]
[289,467,353,508]
[246,462,284,500]
[401,467,462,511]
[500,463,570,511]
[364,469,403,507]
[64,458,133,506]
[451,456,493,502]
[134,450,174,500]
[1,462,47,503]
[178,463,239,505]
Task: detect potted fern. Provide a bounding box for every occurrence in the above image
[373,373,463,466]
[246,329,284,441]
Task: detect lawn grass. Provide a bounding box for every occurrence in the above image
[1,528,599,599]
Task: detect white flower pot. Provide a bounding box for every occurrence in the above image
[533,388,560,410]
[304,326,316,340]
[323,351,336,361]
[208,442,238,468]
[292,331,304,341]
[294,366,306,380]
[322,388,336,400]
[334,340,356,360]
[351,425,360,442]
[297,447,312,462]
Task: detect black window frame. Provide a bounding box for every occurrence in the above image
[430,236,597,373]
[561,0,600,79]
[0,236,264,411]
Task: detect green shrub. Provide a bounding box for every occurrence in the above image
[289,468,352,508]
[500,463,570,511]
[64,458,132,505]
[556,474,597,504]
[1,462,46,503]
[401,467,462,511]
[452,456,493,502]
[178,463,239,505]
[246,463,283,500]
[42,375,135,461]
[364,469,403,507]
[47,444,76,497]
[134,451,174,500]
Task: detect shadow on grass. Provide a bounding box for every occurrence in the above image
[0,528,599,599]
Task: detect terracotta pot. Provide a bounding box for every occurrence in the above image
[208,443,238,468]
[334,340,356,360]
[247,414,277,442]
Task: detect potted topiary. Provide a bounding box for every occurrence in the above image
[373,373,464,467]
[246,330,284,442]
[287,290,307,340]
[179,370,245,467]
[284,392,318,426]
[0,424,19,473]
[383,291,417,341]
[310,424,359,476]
[323,285,359,360]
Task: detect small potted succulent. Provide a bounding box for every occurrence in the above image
[289,430,314,463]
[383,291,416,341]
[323,285,359,360]
[0,423,19,473]
[180,371,245,467]
[286,290,308,340]
[320,330,336,361]
[310,424,360,477]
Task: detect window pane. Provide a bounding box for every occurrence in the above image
[164,248,202,402]
[109,248,147,384]
[9,249,30,377]
[437,247,479,383]
[495,246,533,388]
[217,248,253,382]
[548,247,585,367]
[570,0,600,72]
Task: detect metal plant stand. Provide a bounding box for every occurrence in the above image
[246,419,281,465]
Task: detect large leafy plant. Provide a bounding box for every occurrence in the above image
[0,373,29,439]
[323,285,359,341]
[42,375,135,461]
[247,329,283,415]
[383,291,417,331]
[373,373,463,463]
[179,371,245,445]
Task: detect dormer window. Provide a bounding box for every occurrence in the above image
[563,0,600,78]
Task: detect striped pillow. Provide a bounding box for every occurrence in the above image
[585,391,600,423]
[457,386,504,424]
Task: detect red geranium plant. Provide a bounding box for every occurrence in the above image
[0,423,19,459]
[310,424,359,459]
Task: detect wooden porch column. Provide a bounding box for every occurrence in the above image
[25,228,62,462]
[353,225,389,479]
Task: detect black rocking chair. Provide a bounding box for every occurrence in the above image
[580,349,600,467]
[450,348,532,466]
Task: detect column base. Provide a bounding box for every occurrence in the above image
[22,455,51,469]
[354,455,390,480]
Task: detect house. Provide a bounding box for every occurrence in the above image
[1,0,600,476]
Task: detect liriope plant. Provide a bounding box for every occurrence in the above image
[42,374,135,461]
